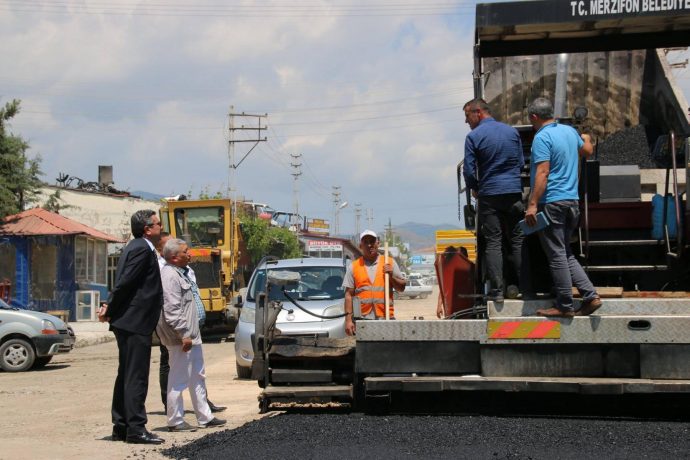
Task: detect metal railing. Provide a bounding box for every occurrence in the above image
[663,131,683,259]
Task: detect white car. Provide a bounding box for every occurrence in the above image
[395,278,433,299]
[234,258,346,379]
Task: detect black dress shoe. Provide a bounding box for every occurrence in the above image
[126,431,165,445]
[207,400,227,413]
[200,417,226,428]
[111,430,126,442]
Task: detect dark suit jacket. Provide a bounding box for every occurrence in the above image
[107,237,163,335]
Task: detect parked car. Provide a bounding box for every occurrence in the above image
[234,258,346,379]
[270,211,304,232]
[0,299,75,372]
[395,278,433,299]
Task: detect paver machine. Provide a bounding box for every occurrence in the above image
[251,1,690,413]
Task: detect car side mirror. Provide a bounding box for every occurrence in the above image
[234,294,243,308]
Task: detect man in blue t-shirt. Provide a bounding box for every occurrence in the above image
[462,98,524,301]
[525,97,601,317]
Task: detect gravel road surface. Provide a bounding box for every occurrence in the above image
[4,286,690,460]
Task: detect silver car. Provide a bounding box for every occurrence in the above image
[0,298,76,372]
[234,258,346,379]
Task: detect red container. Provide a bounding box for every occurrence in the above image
[435,247,476,317]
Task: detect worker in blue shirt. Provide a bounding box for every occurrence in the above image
[462,98,525,301]
[525,97,600,317]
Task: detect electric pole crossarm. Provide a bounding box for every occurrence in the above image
[228,138,268,142]
[229,112,268,118]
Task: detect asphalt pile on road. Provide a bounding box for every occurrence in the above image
[162,412,690,459]
[596,124,658,168]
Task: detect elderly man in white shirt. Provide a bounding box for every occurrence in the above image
[156,238,226,432]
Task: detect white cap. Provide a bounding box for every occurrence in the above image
[359,230,378,241]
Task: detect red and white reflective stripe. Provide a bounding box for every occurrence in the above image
[487,320,561,339]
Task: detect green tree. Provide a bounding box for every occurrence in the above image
[0,100,42,219]
[384,225,412,271]
[239,211,301,265]
[198,185,224,200]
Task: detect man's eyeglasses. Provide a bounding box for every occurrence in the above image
[147,222,162,228]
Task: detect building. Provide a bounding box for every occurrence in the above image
[34,184,161,288]
[35,185,161,244]
[0,208,122,321]
[299,232,361,261]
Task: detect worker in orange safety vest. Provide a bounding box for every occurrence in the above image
[343,230,406,336]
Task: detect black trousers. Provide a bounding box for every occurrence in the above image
[159,345,169,406]
[112,329,152,436]
[478,193,524,293]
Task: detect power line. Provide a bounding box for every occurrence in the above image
[271,105,460,126]
[263,85,472,114]
[263,128,330,199]
[0,0,477,18]
[275,115,465,137]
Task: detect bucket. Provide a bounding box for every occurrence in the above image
[651,194,678,240]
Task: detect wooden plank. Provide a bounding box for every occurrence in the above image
[622,291,690,298]
[572,287,623,298]
[46,310,70,322]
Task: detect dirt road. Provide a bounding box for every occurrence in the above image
[0,287,439,460]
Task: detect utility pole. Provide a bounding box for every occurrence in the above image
[385,218,393,244]
[366,208,374,229]
[290,153,302,218]
[354,203,362,236]
[227,107,267,293]
[332,186,341,235]
[227,107,268,198]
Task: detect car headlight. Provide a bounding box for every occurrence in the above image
[239,306,255,323]
[323,304,344,319]
[41,319,58,335]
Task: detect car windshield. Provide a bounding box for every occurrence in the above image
[248,265,345,302]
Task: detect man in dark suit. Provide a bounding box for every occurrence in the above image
[99,209,165,444]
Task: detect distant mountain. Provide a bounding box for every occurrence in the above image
[130,190,166,202]
[393,222,461,253]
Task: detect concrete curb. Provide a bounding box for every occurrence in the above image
[74,332,115,348]
[69,321,115,348]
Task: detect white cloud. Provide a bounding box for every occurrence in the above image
[6,2,687,236]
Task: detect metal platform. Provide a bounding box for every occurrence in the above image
[364,376,690,395]
[356,316,690,344]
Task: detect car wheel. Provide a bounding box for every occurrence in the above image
[236,361,252,379]
[33,356,53,368]
[420,293,428,299]
[0,338,36,372]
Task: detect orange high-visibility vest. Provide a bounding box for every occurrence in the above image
[352,255,394,318]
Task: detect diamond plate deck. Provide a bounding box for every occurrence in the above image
[489,298,690,317]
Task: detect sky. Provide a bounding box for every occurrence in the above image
[2,0,690,237]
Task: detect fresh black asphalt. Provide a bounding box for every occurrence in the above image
[163,411,690,460]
